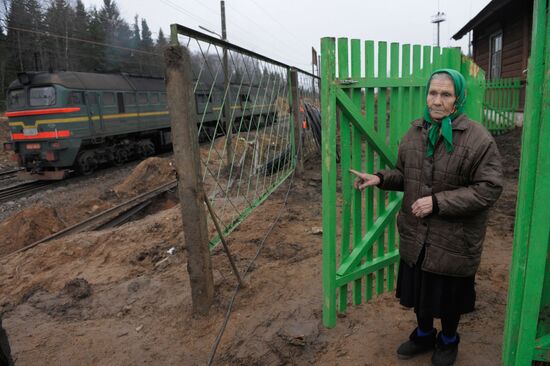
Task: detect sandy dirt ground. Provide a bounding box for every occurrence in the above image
[0,128,521,365]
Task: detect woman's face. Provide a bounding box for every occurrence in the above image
[426,76,457,121]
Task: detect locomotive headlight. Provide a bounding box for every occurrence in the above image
[26,143,41,150]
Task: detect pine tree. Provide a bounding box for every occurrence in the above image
[97,0,132,72]
[156,27,167,50]
[140,18,153,51]
[131,14,140,49]
[72,0,91,71]
[87,6,106,72]
[44,0,75,71]
[4,0,44,85]
[26,0,45,69]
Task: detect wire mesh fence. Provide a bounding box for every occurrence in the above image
[170,25,320,246]
[297,71,321,161]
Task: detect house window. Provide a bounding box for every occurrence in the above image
[489,32,502,79]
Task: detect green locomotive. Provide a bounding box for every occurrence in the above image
[3,71,278,179]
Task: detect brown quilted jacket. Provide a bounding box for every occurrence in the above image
[379,114,503,277]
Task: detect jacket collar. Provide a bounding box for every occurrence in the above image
[412,113,469,130]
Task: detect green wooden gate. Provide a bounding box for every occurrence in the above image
[320,38,485,327]
[502,0,550,364]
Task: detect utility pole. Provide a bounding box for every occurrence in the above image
[431,11,446,47]
[221,0,233,169]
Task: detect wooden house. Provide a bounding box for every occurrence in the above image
[453,0,534,111]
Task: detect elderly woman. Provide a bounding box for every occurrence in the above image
[352,69,503,366]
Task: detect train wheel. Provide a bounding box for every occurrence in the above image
[138,140,155,159]
[113,149,128,166]
[77,151,97,175]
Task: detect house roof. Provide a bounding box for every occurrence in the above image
[452,0,514,40]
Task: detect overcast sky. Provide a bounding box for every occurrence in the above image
[83,0,492,72]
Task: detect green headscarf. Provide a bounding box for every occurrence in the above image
[423,68,467,156]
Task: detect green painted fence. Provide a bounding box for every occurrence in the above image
[502,0,550,364]
[483,77,521,135]
[320,37,485,327]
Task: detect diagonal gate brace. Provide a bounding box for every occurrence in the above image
[335,88,397,167]
[336,195,402,276]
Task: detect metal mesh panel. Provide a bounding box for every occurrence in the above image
[173,28,307,246]
[297,71,321,160]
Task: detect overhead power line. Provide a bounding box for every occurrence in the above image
[1,23,163,57]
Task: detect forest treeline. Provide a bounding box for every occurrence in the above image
[0,0,168,110]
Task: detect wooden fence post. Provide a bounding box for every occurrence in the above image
[290,69,303,176]
[165,44,214,315]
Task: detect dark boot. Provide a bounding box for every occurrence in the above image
[431,332,460,366]
[0,317,14,366]
[396,327,437,359]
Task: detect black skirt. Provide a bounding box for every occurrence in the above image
[396,246,476,318]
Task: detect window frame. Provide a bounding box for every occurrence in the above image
[7,89,26,109]
[489,31,503,80]
[68,91,85,105]
[150,93,160,105]
[29,86,56,107]
[137,92,149,105]
[124,92,137,106]
[102,92,116,106]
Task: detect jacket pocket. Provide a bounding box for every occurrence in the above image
[429,220,466,254]
[423,244,480,277]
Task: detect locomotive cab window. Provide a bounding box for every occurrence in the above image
[7,89,25,108]
[29,86,56,106]
[102,92,115,106]
[138,93,148,105]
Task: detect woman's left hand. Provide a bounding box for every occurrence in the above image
[411,196,433,218]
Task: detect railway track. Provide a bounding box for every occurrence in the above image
[0,168,23,181]
[0,180,53,202]
[3,180,178,258]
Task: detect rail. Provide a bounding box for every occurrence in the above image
[0,180,52,202]
[2,180,178,258]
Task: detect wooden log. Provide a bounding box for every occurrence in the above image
[165,44,214,316]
